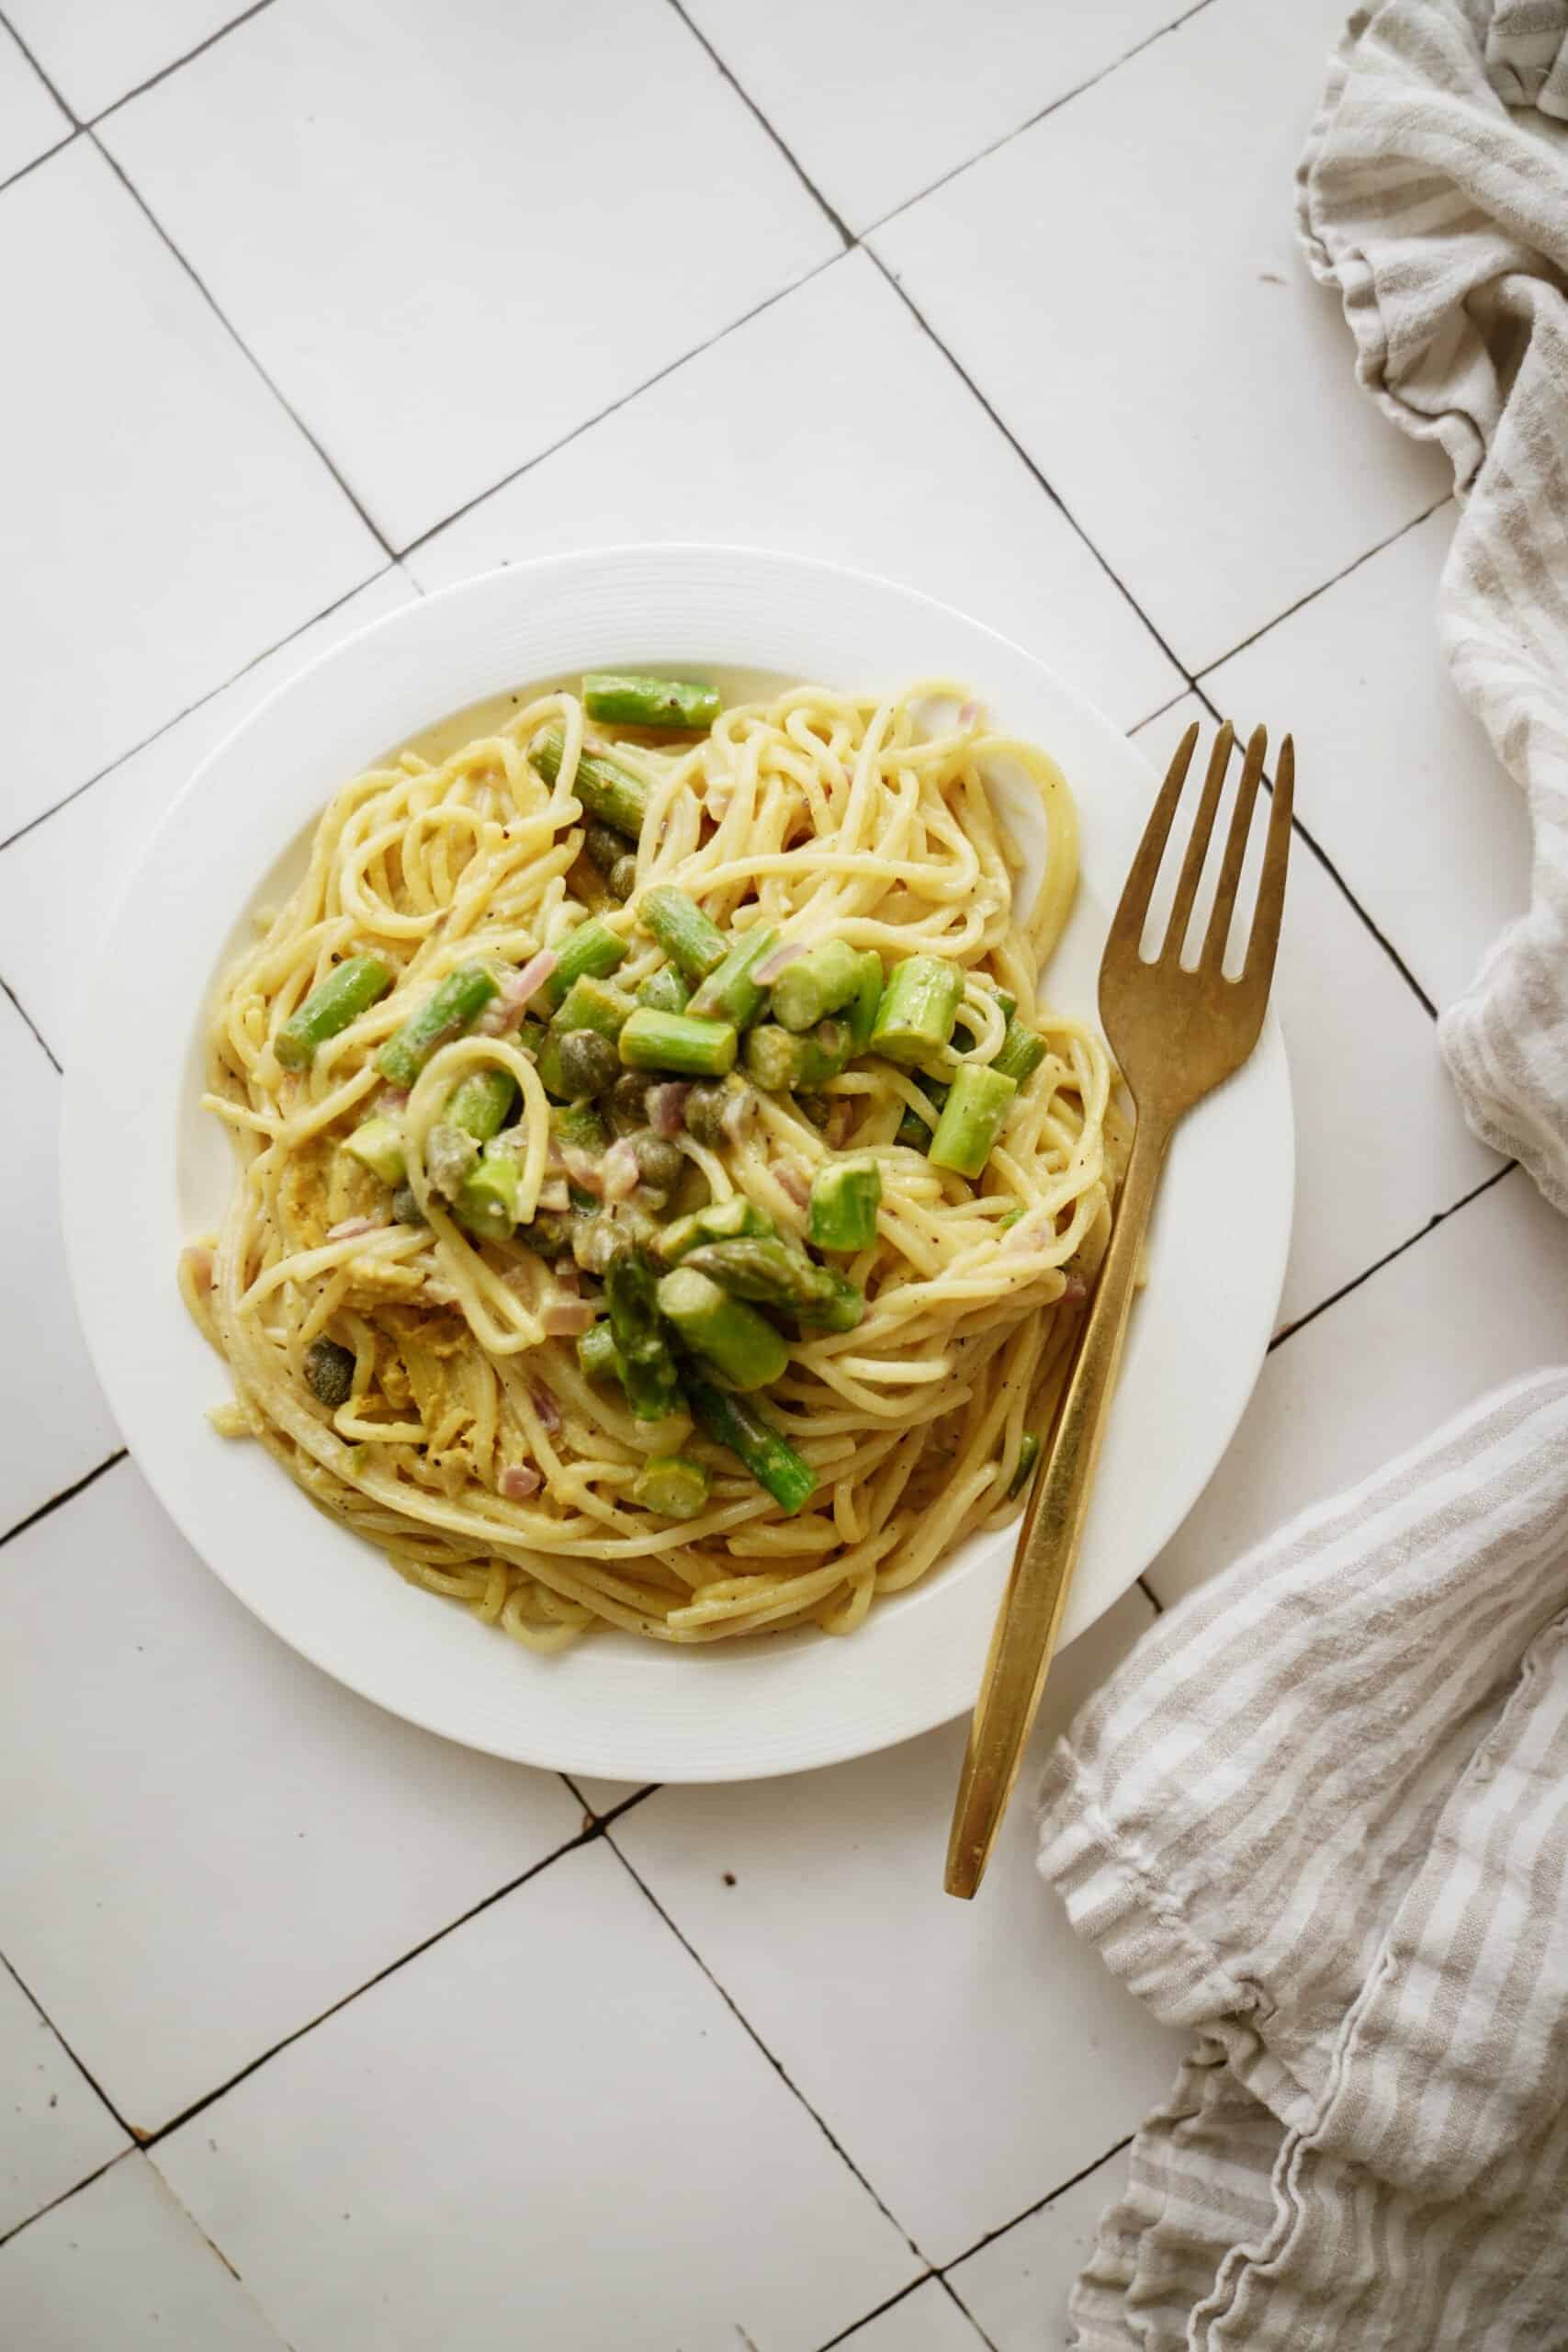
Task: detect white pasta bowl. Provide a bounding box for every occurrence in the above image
[62,548,1292,1782]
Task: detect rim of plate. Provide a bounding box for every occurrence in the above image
[62,546,1293,1782]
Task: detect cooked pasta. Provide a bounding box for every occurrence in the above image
[181,676,1125,1652]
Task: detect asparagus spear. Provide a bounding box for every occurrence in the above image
[550,975,634,1041]
[928,1064,1018,1178]
[1006,1431,1041,1500]
[618,1007,738,1078]
[448,1067,517,1142]
[582,673,721,730]
[743,1017,850,1092]
[868,955,964,1067]
[844,951,885,1055]
[631,1453,713,1519]
[808,1157,882,1252]
[576,1320,625,1385]
[640,886,728,983]
[454,1142,521,1241]
[552,1100,607,1155]
[655,1193,773,1266]
[341,1114,406,1185]
[276,954,393,1069]
[686,1378,817,1515]
[683,1238,863,1332]
[637,964,690,1014]
[688,926,780,1028]
[539,917,628,1011]
[656,1266,788,1391]
[532,729,649,838]
[604,1251,682,1420]
[991,1015,1047,1088]
[376,964,499,1086]
[771,938,865,1034]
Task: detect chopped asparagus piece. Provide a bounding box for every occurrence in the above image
[277,955,393,1070]
[552,1100,607,1155]
[304,1336,355,1408]
[683,1238,863,1333]
[743,1018,850,1092]
[631,1453,713,1520]
[868,954,964,1067]
[550,975,634,1042]
[655,1193,773,1266]
[582,673,722,729]
[576,1320,625,1385]
[424,1121,479,1201]
[532,729,649,838]
[448,1067,517,1143]
[991,1015,1047,1088]
[618,1007,738,1078]
[605,1250,682,1419]
[376,963,498,1086]
[687,1378,816,1515]
[929,1064,1018,1178]
[997,990,1018,1022]
[640,886,727,983]
[895,1106,930,1150]
[554,1029,620,1098]
[771,938,865,1034]
[656,1266,789,1391]
[342,1114,405,1186]
[688,926,780,1028]
[1006,1431,1041,1500]
[637,964,691,1014]
[808,1157,882,1252]
[454,1141,521,1241]
[539,918,628,1012]
[844,951,885,1055]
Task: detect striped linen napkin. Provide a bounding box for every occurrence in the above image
[1036,1369,1568,2347]
[1296,0,1568,1212]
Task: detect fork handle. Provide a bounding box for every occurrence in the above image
[944,1114,1171,1898]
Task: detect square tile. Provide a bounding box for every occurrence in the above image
[681,0,1198,232]
[103,0,840,548]
[871,0,1450,672]
[5,1,252,121]
[0,1964,126,2241]
[1131,696,1498,1331]
[154,1840,917,2352]
[408,251,1181,730]
[0,141,378,843]
[0,568,414,1063]
[1205,505,1533,1011]
[0,991,119,1537]
[0,2155,284,2349]
[949,2144,1133,2351]
[0,1461,583,2132]
[0,19,68,183]
[615,1589,1182,2267]
[1148,1166,1568,1611]
[840,2279,987,2352]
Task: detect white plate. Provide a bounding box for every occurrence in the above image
[62,548,1292,1782]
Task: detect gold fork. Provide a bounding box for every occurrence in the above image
[945,719,1293,1899]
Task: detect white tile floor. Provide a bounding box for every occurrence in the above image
[1,5,1562,2347]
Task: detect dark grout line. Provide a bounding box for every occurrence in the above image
[933,2267,1003,2352]
[864,0,1221,240]
[1195,491,1453,682]
[0,129,77,198]
[0,970,61,1072]
[0,1951,139,2155]
[662,0,853,248]
[812,2272,939,2352]
[0,7,78,121]
[89,0,276,127]
[939,2132,1135,2275]
[89,134,396,561]
[1269,1160,1517,1354]
[0,1451,127,1557]
[604,1830,931,2265]
[0,2148,128,2254]
[1127,682,1195,738]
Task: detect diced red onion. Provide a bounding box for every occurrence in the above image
[648,1081,693,1138]
[536,1177,570,1214]
[603,1140,642,1202]
[423,1276,460,1306]
[530,1385,562,1435]
[375,1084,410,1114]
[560,1147,604,1197]
[326,1215,385,1242]
[721,1088,756,1143]
[499,1464,542,1501]
[541,1297,596,1336]
[477,949,558,1034]
[555,1261,581,1295]
[771,1159,809,1208]
[1003,1218,1043,1255]
[753,940,807,986]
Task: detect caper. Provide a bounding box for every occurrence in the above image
[608,1071,651,1136]
[556,1028,621,1098]
[607,855,638,902]
[390,1183,426,1226]
[583,821,632,876]
[304,1337,355,1409]
[631,1131,684,1192]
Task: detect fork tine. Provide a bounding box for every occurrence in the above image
[1201,724,1267,972]
[1161,720,1234,963]
[1111,719,1200,949]
[1240,733,1293,990]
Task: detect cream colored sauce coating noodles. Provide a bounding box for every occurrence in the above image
[182,682,1125,1651]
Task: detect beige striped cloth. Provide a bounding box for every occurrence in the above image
[1036,1368,1568,2347]
[1297,0,1568,1213]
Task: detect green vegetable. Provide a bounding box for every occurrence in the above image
[583,821,633,876]
[656,1266,789,1391]
[551,976,634,1042]
[1006,1431,1041,1500]
[276,955,393,1070]
[636,965,690,1015]
[376,964,498,1087]
[844,952,885,1055]
[522,1208,576,1260]
[576,1320,625,1385]
[606,1072,651,1136]
[808,1157,882,1252]
[929,1064,1018,1178]
[618,1007,738,1078]
[631,1453,713,1520]
[552,1100,606,1155]
[608,855,637,902]
[687,1378,816,1516]
[555,1030,620,1098]
[448,1068,517,1143]
[771,939,865,1034]
[640,886,728,983]
[532,729,649,838]
[743,1019,850,1092]
[391,1182,426,1226]
[655,1193,773,1265]
[342,1115,406,1186]
[423,1121,479,1201]
[683,1238,863,1333]
[991,1015,1047,1089]
[868,955,964,1068]
[683,1074,754,1149]
[630,1131,684,1193]
[454,1141,521,1241]
[688,926,780,1028]
[540,918,628,1011]
[895,1107,930,1150]
[582,673,721,730]
[303,1336,355,1408]
[604,1251,682,1420]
